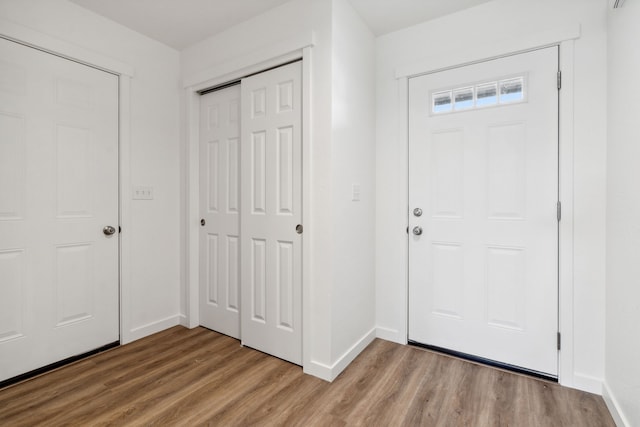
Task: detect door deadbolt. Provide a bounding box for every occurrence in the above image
[103,225,116,236]
[413,208,423,217]
[296,224,303,234]
[412,226,423,236]
[200,219,206,226]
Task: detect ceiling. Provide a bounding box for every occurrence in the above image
[347,0,492,36]
[70,0,493,50]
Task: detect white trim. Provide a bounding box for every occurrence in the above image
[573,373,603,395]
[304,328,376,382]
[396,24,580,79]
[183,32,315,89]
[0,17,134,77]
[558,40,576,389]
[398,76,410,345]
[603,382,631,427]
[376,326,404,344]
[1,21,136,346]
[185,87,200,329]
[399,32,579,390]
[184,38,314,372]
[301,46,314,375]
[119,76,134,344]
[178,314,189,328]
[128,315,182,342]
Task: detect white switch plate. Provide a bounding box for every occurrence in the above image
[352,184,361,202]
[133,186,153,200]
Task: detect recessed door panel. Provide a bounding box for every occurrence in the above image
[277,126,294,215]
[277,240,294,330]
[486,246,526,331]
[431,242,464,319]
[207,141,220,213]
[56,125,93,218]
[487,123,526,219]
[251,131,267,214]
[0,249,25,342]
[251,238,267,322]
[206,234,219,305]
[0,112,25,220]
[55,243,94,326]
[431,129,464,218]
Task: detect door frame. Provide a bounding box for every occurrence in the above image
[396,25,580,389]
[183,32,314,368]
[0,18,134,343]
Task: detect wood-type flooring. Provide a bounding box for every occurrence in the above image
[0,326,615,426]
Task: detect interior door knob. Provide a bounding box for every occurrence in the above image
[200,219,206,226]
[412,226,423,236]
[103,225,116,236]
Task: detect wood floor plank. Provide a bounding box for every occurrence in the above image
[64,334,242,426]
[0,327,615,427]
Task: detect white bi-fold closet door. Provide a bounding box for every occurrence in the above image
[199,61,302,365]
[0,38,119,383]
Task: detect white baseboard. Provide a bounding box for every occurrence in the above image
[603,382,630,427]
[303,360,333,382]
[304,327,376,382]
[178,314,189,328]
[572,372,604,395]
[376,326,406,344]
[125,314,182,344]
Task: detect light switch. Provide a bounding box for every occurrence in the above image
[352,184,360,202]
[133,186,153,200]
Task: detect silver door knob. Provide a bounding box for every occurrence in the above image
[296,224,303,234]
[413,208,423,217]
[200,218,206,226]
[412,226,423,236]
[103,225,116,236]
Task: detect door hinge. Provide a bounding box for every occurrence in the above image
[557,201,561,222]
[557,332,562,350]
[557,71,562,90]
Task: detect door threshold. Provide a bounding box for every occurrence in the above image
[0,341,120,390]
[408,340,558,383]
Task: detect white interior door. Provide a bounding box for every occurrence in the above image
[240,61,302,365]
[0,38,119,382]
[408,47,559,376]
[199,84,241,338]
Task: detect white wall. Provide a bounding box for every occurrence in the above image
[605,2,640,425]
[375,0,608,393]
[330,0,376,364]
[0,0,182,341]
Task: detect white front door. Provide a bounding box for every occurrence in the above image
[0,38,119,382]
[199,84,241,338]
[240,61,302,365]
[408,47,559,376]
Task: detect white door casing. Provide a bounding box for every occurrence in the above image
[240,61,302,365]
[0,38,119,382]
[408,47,559,376]
[199,84,241,339]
